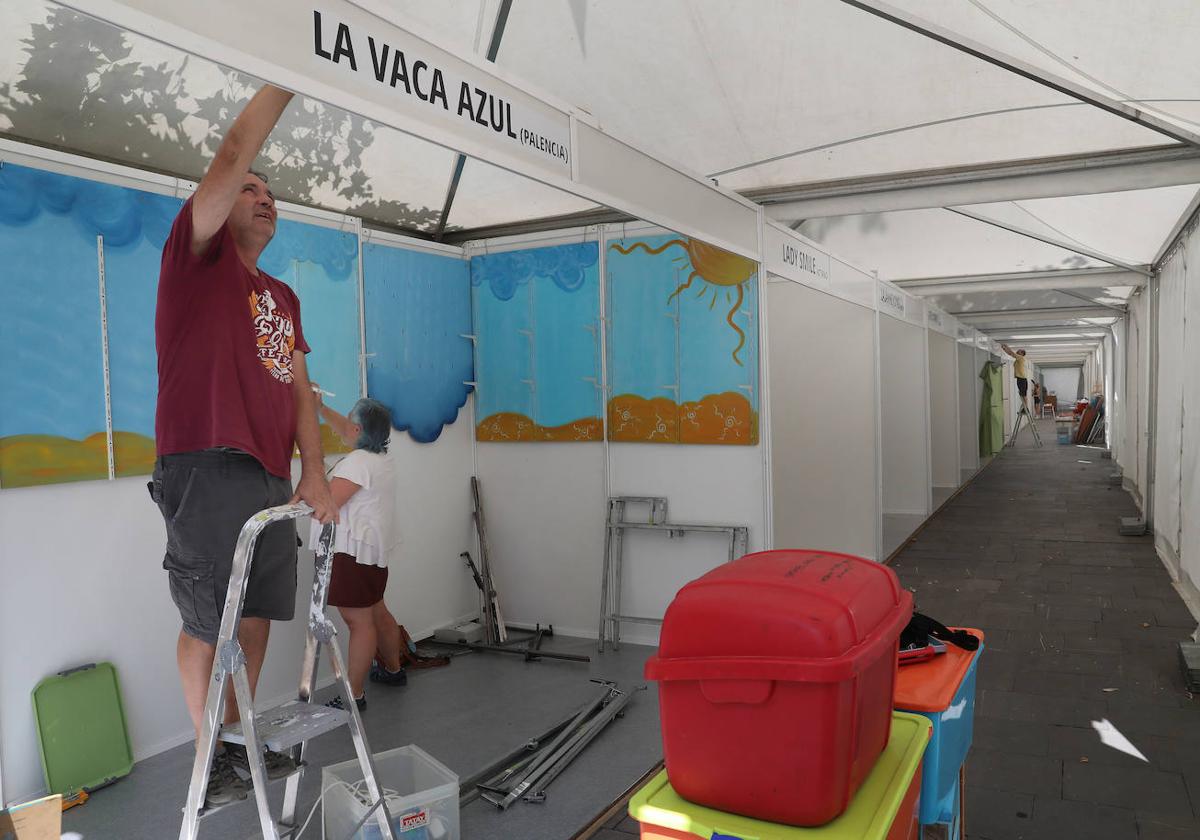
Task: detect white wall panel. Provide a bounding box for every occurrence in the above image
[1177,227,1200,592]
[1043,368,1083,406]
[880,316,930,515]
[768,279,879,560]
[607,443,766,646]
[928,331,960,490]
[474,442,607,639]
[958,342,980,473]
[1154,251,1185,560]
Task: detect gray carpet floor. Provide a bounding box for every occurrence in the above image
[63,633,660,840]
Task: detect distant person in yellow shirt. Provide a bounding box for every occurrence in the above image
[1001,344,1030,414]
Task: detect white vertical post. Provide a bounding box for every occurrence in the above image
[872,303,884,562]
[922,321,934,516]
[598,226,612,510]
[97,234,115,480]
[952,331,962,486]
[756,208,773,551]
[355,219,368,399]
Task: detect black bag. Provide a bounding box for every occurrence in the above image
[900,612,980,652]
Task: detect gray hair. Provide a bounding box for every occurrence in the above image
[248,169,270,185]
[350,398,392,454]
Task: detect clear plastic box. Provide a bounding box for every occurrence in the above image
[322,744,459,840]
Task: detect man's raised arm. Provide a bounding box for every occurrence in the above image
[190,85,294,255]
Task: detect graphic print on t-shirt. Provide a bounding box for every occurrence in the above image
[249,288,296,384]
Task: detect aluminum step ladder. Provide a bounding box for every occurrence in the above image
[1006,402,1043,448]
[179,504,397,840]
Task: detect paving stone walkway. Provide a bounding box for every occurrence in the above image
[894,420,1200,840]
[592,419,1200,840]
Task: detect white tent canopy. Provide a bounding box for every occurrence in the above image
[4,0,1195,350]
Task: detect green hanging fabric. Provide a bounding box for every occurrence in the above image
[979,361,1004,456]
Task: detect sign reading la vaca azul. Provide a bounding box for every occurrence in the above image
[312,10,569,168]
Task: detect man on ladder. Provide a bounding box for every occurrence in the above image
[150,83,337,810]
[1000,343,1042,447]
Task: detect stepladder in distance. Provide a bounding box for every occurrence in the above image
[1007,401,1043,448]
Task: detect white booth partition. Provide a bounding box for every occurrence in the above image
[878,282,932,556]
[464,221,767,646]
[764,222,880,561]
[602,222,767,645]
[927,307,961,509]
[957,325,983,483]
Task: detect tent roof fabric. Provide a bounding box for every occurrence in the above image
[2,0,1195,330]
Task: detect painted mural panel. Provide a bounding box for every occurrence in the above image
[1,164,114,487]
[606,236,680,442]
[263,219,361,455]
[0,161,372,487]
[606,235,759,445]
[102,189,184,477]
[363,244,472,443]
[471,243,602,442]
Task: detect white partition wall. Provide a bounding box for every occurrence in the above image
[467,223,767,647]
[768,275,879,560]
[878,292,932,556]
[928,326,961,508]
[957,332,981,481]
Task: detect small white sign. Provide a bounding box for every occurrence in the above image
[765,223,831,288]
[877,281,906,319]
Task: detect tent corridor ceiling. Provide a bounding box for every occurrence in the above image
[6,0,1194,359]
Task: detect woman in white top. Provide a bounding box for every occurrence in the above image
[311,394,405,710]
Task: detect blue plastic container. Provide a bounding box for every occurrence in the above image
[894,638,982,827]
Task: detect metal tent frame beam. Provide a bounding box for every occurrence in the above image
[956,306,1119,326]
[434,0,513,241]
[983,326,1111,341]
[944,208,1153,276]
[895,266,1146,296]
[838,0,1200,149]
[760,146,1200,221]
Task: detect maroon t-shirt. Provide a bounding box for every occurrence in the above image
[155,198,310,478]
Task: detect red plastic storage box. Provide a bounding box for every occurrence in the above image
[645,550,914,827]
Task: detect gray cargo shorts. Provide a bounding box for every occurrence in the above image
[149,449,297,644]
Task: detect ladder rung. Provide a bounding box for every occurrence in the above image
[607,614,664,626]
[218,700,349,753]
[194,761,308,820]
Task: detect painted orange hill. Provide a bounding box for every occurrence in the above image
[0,433,112,487]
[610,391,758,444]
[476,413,604,442]
[1,424,349,489]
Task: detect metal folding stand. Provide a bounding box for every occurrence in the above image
[598,497,749,651]
[470,477,507,644]
[1005,402,1043,448]
[178,505,396,840]
[460,681,639,809]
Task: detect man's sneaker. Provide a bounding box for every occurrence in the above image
[204,752,249,809]
[224,742,298,781]
[369,663,408,686]
[325,694,367,712]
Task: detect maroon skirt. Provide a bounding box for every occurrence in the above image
[328,552,389,608]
